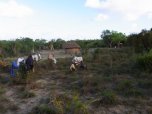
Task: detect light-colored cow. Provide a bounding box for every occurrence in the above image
[48,52,57,64]
[72,56,83,65]
[32,53,41,61]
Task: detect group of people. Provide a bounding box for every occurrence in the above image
[10,54,34,77]
[10,52,86,77]
[10,52,57,77]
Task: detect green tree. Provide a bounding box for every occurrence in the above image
[48,38,65,49]
[101,30,112,47]
[34,39,47,50]
[101,30,126,47]
[127,28,152,53]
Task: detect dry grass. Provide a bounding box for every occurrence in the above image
[1,48,152,114]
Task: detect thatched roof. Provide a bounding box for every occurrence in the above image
[62,42,80,49]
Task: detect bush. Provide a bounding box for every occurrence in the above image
[31,93,89,114]
[65,95,88,114]
[116,80,133,91]
[136,51,152,72]
[56,94,88,114]
[100,90,117,105]
[116,80,143,97]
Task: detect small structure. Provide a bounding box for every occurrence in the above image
[62,42,81,55]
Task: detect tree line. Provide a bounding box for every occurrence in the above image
[127,28,152,53]
[0,28,152,57]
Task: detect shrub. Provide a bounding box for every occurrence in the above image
[116,80,143,97]
[51,94,89,114]
[66,95,89,114]
[31,93,89,114]
[100,90,117,105]
[116,80,133,91]
[136,51,152,72]
[93,48,100,59]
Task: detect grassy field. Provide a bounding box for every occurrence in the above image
[0,48,152,114]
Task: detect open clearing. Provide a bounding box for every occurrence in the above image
[0,48,152,114]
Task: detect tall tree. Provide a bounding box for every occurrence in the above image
[101,30,126,47]
[127,28,152,52]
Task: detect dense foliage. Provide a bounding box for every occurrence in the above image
[127,28,152,53]
[0,38,46,57]
[101,30,126,48]
[0,28,152,57]
[136,50,152,72]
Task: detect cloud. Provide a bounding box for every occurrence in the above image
[131,23,138,29]
[85,0,101,8]
[148,12,152,19]
[0,0,33,18]
[95,13,109,21]
[85,0,152,21]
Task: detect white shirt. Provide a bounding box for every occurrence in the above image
[17,57,24,66]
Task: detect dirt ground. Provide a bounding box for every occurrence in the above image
[0,50,72,114]
[40,49,74,60]
[4,70,61,114]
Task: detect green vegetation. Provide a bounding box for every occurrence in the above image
[127,28,152,53]
[1,28,152,113]
[100,90,117,105]
[31,94,89,114]
[101,29,126,48]
[136,50,152,72]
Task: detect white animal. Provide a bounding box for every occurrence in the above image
[52,58,57,64]
[70,63,76,71]
[32,53,41,61]
[72,56,83,65]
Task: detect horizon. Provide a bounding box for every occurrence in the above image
[0,0,152,41]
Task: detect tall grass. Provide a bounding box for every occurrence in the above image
[31,93,89,114]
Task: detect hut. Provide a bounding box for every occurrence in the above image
[62,42,81,55]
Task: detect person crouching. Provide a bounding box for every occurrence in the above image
[26,54,34,72]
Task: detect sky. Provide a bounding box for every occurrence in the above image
[0,0,152,41]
